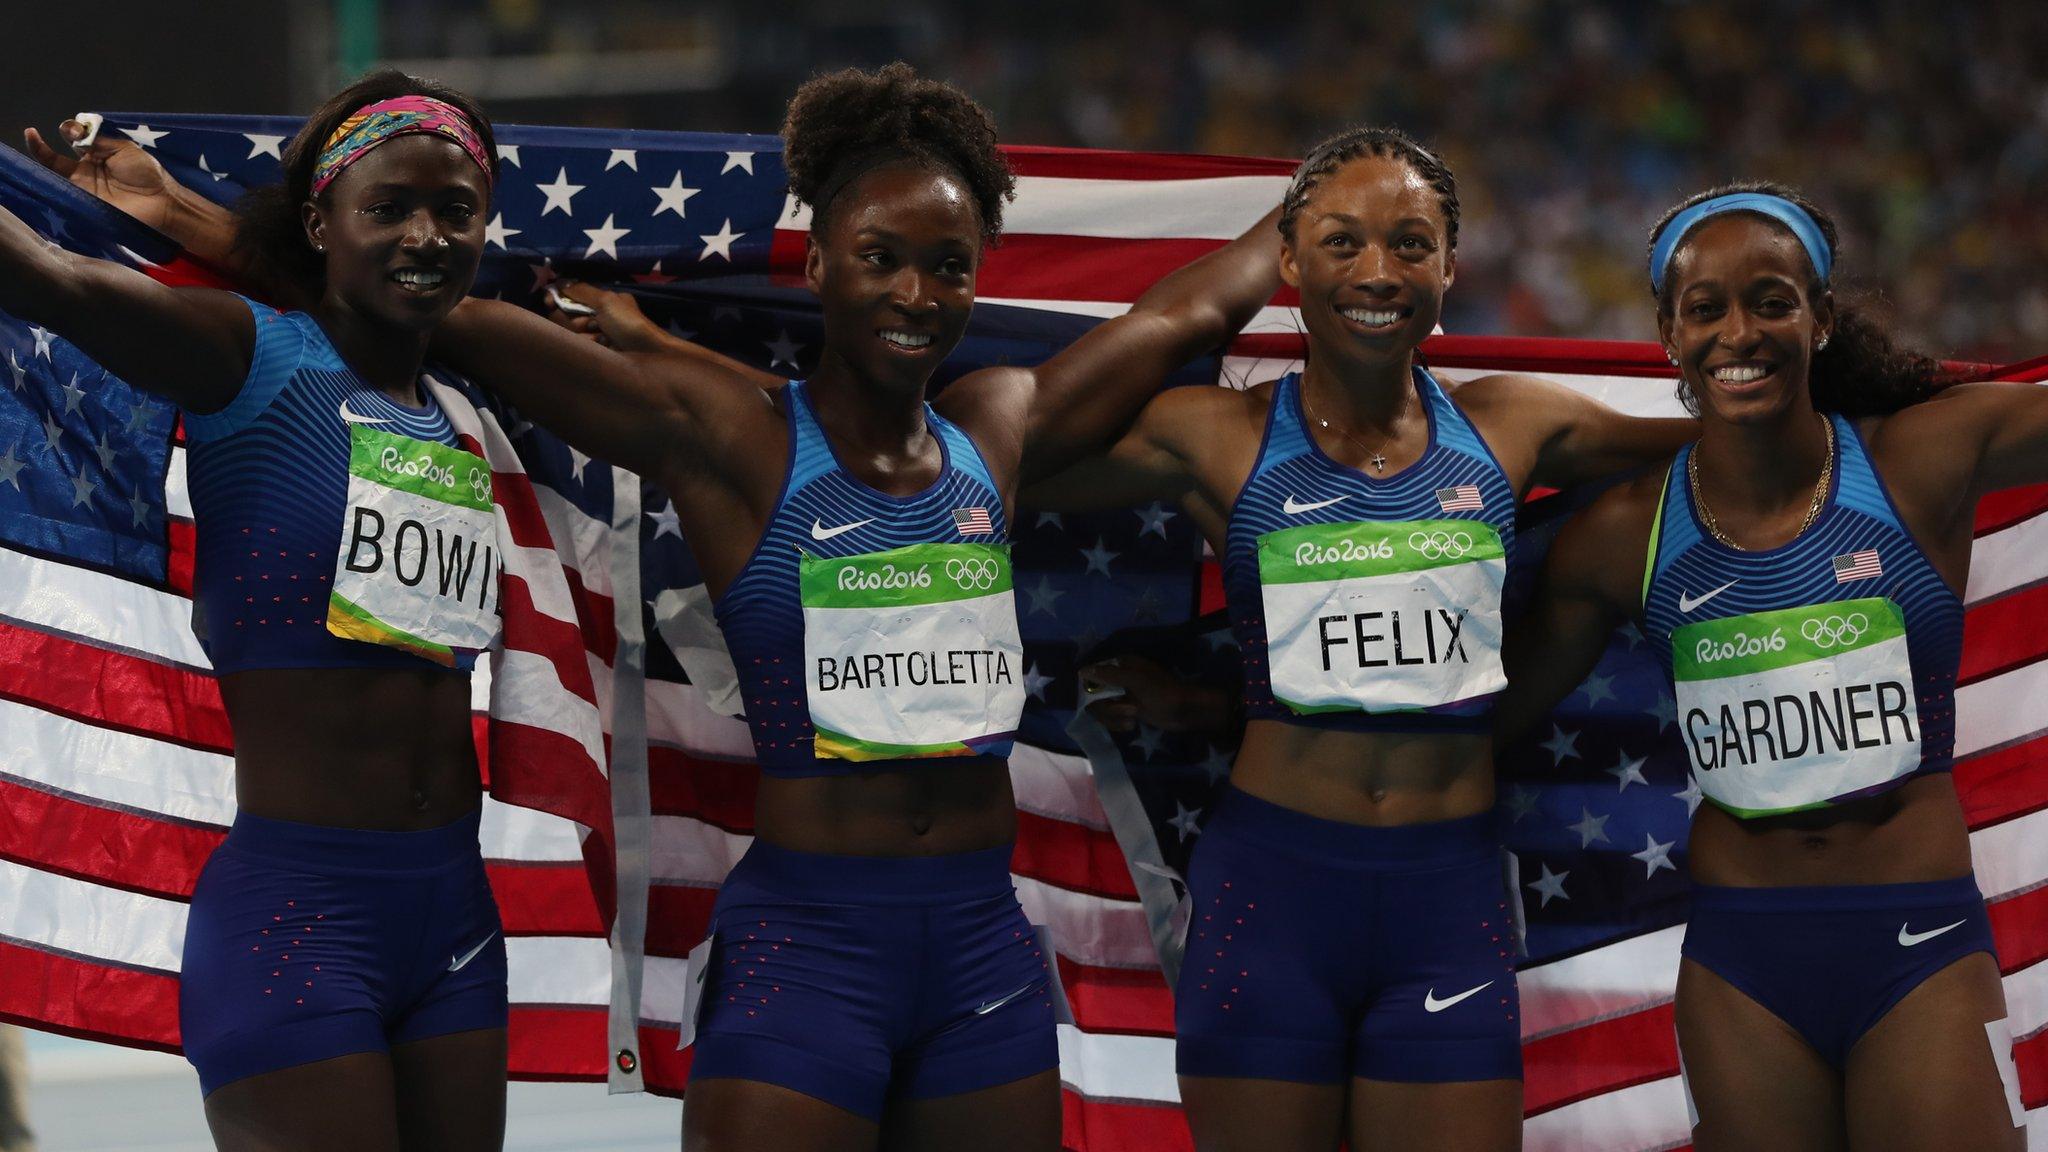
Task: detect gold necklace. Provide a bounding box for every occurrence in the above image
[1689,417,1834,550]
[1301,378,1394,472]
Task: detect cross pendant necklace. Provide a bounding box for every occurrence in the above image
[1303,379,1392,473]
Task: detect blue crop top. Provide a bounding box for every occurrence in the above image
[1222,369,1519,733]
[1641,413,1962,817]
[184,297,486,675]
[713,380,1023,778]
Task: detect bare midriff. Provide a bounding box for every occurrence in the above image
[1229,719,1496,827]
[1686,773,1973,888]
[754,757,1019,856]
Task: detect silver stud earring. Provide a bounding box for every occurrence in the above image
[1666,349,1679,366]
[1817,336,1830,351]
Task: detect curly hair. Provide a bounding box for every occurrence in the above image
[1648,180,1946,416]
[781,62,1015,241]
[232,69,497,297]
[1277,126,1459,252]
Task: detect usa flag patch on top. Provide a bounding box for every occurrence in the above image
[1833,549,1883,582]
[1436,484,1484,514]
[953,507,994,536]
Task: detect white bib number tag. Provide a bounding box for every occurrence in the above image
[801,542,1025,760]
[1672,598,1919,817]
[330,425,502,666]
[1256,519,1507,714]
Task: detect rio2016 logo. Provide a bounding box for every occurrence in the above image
[837,563,933,592]
[1293,537,1395,566]
[945,556,1001,591]
[1695,628,1787,664]
[1800,612,1870,650]
[1407,529,1474,560]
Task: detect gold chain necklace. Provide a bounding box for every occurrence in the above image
[1301,378,1394,472]
[1689,417,1834,550]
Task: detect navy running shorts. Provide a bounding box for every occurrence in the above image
[1682,873,1995,1069]
[687,840,1058,1120]
[179,810,508,1095]
[1174,786,1522,1085]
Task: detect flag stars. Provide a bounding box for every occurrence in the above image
[197,155,229,182]
[31,327,54,359]
[1672,776,1705,818]
[1132,724,1166,761]
[535,167,585,217]
[1631,833,1677,878]
[39,411,64,453]
[66,469,97,509]
[529,259,559,295]
[1168,801,1203,843]
[124,403,153,435]
[1135,501,1176,539]
[606,148,639,171]
[1200,744,1233,783]
[1578,672,1617,708]
[1023,662,1054,701]
[1540,724,1581,766]
[721,152,755,176]
[1566,806,1610,848]
[1079,537,1119,577]
[646,499,682,540]
[1647,691,1678,733]
[0,443,24,491]
[128,488,151,528]
[93,430,119,472]
[484,212,522,249]
[121,124,167,149]
[244,133,286,160]
[1035,511,1064,531]
[763,329,802,370]
[1527,863,1571,907]
[652,172,701,219]
[1606,753,1649,792]
[60,373,88,415]
[699,219,743,262]
[581,213,631,259]
[495,144,521,167]
[1024,574,1065,617]
[1503,784,1540,823]
[6,350,24,390]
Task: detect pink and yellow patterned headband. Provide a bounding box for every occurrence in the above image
[309,95,493,198]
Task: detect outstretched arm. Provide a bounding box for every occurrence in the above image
[945,206,1284,487]
[1459,373,1696,491]
[431,296,772,485]
[1926,380,2048,494]
[0,201,249,410]
[545,281,786,392]
[1494,483,1653,749]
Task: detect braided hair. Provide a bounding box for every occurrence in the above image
[781,62,1015,242]
[232,69,497,297]
[1648,180,1946,416]
[1278,126,1459,251]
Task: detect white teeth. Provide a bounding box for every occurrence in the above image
[393,268,445,287]
[1341,308,1402,327]
[879,330,933,349]
[1713,364,1770,383]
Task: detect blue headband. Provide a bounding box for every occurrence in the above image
[1648,192,1833,295]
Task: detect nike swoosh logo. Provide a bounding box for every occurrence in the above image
[1282,495,1349,515]
[338,400,389,425]
[974,979,1041,1016]
[1678,579,1739,613]
[1423,980,1494,1013]
[1898,919,1967,947]
[449,930,499,972]
[810,517,875,542]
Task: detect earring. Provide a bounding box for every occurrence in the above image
[1666,348,1679,366]
[1817,336,1830,351]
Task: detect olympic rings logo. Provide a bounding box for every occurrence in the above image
[1800,612,1869,650]
[1408,530,1475,560]
[946,557,1001,591]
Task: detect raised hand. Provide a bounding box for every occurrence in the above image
[24,120,181,231]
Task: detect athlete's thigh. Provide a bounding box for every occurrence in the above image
[1844,952,2023,1152]
[683,1076,880,1152]
[1347,1076,1521,1152]
[1675,958,1844,1152]
[1177,1075,1345,1152]
[882,1068,1060,1152]
[203,1051,402,1152]
[388,1027,506,1152]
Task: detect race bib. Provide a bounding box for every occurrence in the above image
[329,425,502,666]
[1256,519,1507,714]
[801,542,1024,761]
[1673,598,1919,817]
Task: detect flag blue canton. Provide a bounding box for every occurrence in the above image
[0,148,179,582]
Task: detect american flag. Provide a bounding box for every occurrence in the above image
[1437,483,1486,514]
[1835,548,1884,582]
[0,115,2041,1151]
[954,506,995,536]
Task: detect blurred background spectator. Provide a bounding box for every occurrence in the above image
[9,0,2044,358]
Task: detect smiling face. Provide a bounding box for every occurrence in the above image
[1657,214,1835,426]
[302,133,490,332]
[1281,153,1454,368]
[804,162,981,393]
